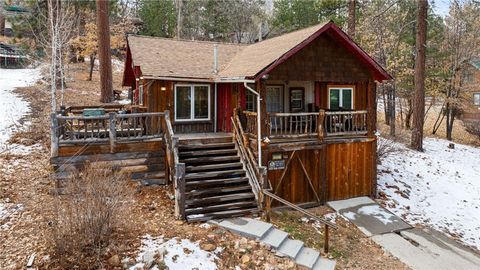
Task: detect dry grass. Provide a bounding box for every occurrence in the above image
[50,163,134,269]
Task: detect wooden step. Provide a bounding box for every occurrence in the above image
[186,185,253,199]
[186,162,243,173]
[185,201,258,215]
[178,135,232,145]
[185,177,250,189]
[185,169,246,180]
[185,192,255,207]
[181,155,240,164]
[179,142,235,150]
[179,149,238,158]
[186,208,258,222]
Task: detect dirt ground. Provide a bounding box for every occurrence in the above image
[0,62,409,269]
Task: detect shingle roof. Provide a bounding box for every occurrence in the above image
[127,22,391,81]
[127,36,245,79]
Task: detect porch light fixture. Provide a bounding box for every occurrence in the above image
[161,86,167,91]
[262,74,269,80]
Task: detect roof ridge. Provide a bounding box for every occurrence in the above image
[127,34,248,46]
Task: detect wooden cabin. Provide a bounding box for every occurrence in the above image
[52,22,391,222]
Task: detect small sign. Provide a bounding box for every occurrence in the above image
[268,160,285,170]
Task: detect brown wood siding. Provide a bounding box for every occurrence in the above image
[326,140,375,201]
[268,34,372,82]
[267,147,325,206]
[147,80,214,133]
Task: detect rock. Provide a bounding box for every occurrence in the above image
[108,255,120,266]
[175,220,184,225]
[241,255,250,264]
[238,248,247,254]
[200,243,216,252]
[143,251,156,269]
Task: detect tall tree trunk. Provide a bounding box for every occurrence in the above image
[411,0,428,151]
[0,0,4,36]
[347,0,356,38]
[405,98,413,129]
[96,0,113,103]
[88,54,95,81]
[176,0,183,39]
[389,84,396,136]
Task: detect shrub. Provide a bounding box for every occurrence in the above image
[377,136,401,164]
[50,163,133,267]
[464,120,480,140]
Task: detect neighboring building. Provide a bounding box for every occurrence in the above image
[0,42,27,67]
[460,59,480,121]
[0,5,29,37]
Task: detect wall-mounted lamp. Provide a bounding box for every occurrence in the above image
[160,86,167,91]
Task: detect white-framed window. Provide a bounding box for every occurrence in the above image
[328,87,353,110]
[246,91,256,111]
[174,84,210,121]
[474,93,480,106]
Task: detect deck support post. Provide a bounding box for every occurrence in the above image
[175,163,186,220]
[108,112,117,153]
[324,224,329,254]
[318,109,325,142]
[50,113,59,157]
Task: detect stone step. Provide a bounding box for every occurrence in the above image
[209,217,273,239]
[277,239,304,259]
[313,257,336,270]
[260,228,289,249]
[295,247,320,269]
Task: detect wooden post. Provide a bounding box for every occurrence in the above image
[318,109,325,141]
[324,224,329,254]
[108,112,116,153]
[50,113,59,157]
[175,163,186,220]
[367,80,376,138]
[265,195,271,222]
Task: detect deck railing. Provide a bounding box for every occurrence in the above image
[232,111,266,207]
[325,110,368,136]
[163,111,186,220]
[241,110,369,139]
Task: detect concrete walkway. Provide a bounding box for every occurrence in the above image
[328,197,480,270]
[209,217,336,270]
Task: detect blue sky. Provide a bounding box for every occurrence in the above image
[431,0,451,17]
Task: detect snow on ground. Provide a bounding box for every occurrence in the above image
[0,68,41,154]
[378,137,480,250]
[129,235,222,270]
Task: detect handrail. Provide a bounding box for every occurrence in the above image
[163,110,186,220]
[262,189,337,253]
[231,112,264,206]
[324,110,368,136]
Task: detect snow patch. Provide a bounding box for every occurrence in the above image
[130,235,222,270]
[0,201,24,230]
[0,68,41,153]
[378,137,480,250]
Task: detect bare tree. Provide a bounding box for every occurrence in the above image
[96,0,113,103]
[347,0,356,38]
[411,0,428,151]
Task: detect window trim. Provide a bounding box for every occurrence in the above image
[174,84,211,122]
[289,87,305,112]
[474,93,480,106]
[328,86,355,110]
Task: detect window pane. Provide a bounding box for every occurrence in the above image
[291,89,303,110]
[474,93,480,105]
[176,86,191,120]
[246,91,256,111]
[330,89,340,110]
[342,89,352,110]
[194,86,209,119]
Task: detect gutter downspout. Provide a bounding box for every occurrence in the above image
[243,81,262,167]
[213,44,218,132]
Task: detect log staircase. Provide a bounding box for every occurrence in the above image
[178,135,259,222]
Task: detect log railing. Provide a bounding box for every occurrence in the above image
[241,110,369,139]
[262,189,337,253]
[163,111,186,220]
[232,112,266,207]
[324,110,368,136]
[268,112,323,138]
[54,112,166,146]
[243,111,258,138]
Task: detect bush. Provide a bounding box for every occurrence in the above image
[464,120,480,140]
[50,163,133,267]
[377,137,401,164]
